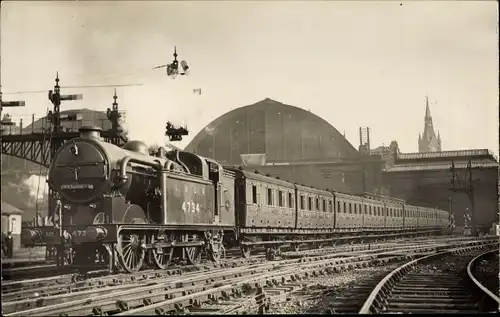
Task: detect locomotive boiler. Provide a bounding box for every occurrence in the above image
[21,126,235,272]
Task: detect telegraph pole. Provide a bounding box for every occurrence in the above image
[449,160,477,236]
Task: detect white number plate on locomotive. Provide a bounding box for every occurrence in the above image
[181,201,201,213]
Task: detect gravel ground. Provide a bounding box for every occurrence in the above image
[266,265,400,314]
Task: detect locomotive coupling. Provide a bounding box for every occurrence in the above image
[86,226,108,240]
[21,228,42,242]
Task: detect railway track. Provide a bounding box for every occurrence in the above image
[2,237,494,316]
[358,242,499,314]
[467,248,500,311]
[0,234,472,283]
[0,235,474,296]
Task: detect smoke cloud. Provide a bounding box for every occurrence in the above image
[23,174,49,205]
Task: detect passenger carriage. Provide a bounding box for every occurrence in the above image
[295,185,334,230]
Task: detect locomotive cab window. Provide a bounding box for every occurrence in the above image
[267,188,273,205]
[278,190,284,207]
[207,161,220,182]
[252,185,257,204]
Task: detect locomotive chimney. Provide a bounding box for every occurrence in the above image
[79,126,103,139]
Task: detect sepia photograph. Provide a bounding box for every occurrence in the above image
[1,0,498,315]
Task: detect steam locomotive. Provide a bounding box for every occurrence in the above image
[21,126,451,273]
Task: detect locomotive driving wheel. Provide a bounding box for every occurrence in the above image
[150,234,175,270]
[183,234,202,265]
[116,230,146,273]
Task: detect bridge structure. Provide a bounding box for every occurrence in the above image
[1,73,128,168]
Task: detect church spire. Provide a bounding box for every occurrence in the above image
[418,96,441,153]
[425,96,431,119]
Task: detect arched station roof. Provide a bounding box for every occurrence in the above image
[185,98,359,165]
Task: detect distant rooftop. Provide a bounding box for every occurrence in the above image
[385,161,498,173]
[1,201,24,216]
[397,149,497,162]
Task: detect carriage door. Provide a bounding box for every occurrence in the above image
[209,163,221,223]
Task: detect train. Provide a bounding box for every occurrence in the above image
[21,126,451,273]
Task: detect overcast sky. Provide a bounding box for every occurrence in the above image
[1,1,498,154]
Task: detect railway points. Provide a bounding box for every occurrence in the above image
[1,236,496,316]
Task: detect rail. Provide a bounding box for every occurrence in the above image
[467,248,500,306]
[358,242,498,314]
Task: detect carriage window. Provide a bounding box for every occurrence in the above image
[267,188,273,205]
[252,185,257,204]
[323,200,327,212]
[329,200,333,212]
[288,193,293,208]
[300,195,305,210]
[278,190,284,207]
[343,202,346,213]
[364,205,367,214]
[308,197,312,210]
[349,203,352,214]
